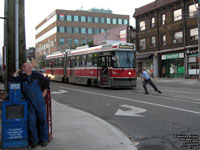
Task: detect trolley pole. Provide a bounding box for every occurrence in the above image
[198,2,200,81]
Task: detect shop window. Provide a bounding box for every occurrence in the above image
[169,59,184,78]
[188,56,199,75]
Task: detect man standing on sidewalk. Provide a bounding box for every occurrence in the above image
[138,69,162,95]
[11,62,49,148]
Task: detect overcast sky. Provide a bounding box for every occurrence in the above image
[0,0,154,52]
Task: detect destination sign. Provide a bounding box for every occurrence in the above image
[119,44,134,49]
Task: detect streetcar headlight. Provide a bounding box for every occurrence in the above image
[128,72,132,75]
[48,74,55,79]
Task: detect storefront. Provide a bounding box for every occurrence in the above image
[136,54,153,77]
[161,52,185,78]
[187,53,199,78]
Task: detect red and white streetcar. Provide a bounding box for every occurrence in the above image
[45,42,137,88]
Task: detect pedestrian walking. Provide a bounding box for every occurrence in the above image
[11,62,50,148]
[138,69,162,94]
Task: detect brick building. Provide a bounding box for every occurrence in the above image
[35,9,129,62]
[134,0,199,78]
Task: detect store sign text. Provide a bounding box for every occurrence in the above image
[161,53,184,60]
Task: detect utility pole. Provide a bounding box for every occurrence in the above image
[5,0,26,91]
[198,1,200,80]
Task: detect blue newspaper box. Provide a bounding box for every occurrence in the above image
[1,83,28,149]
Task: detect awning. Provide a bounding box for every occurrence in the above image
[136,53,153,61]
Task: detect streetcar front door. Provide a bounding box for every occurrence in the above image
[99,56,111,86]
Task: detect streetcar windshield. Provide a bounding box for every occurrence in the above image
[112,51,135,68]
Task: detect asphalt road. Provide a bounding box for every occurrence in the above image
[50,80,200,150]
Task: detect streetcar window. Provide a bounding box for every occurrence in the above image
[76,56,82,67]
[87,54,93,66]
[93,54,98,66]
[112,51,134,68]
[82,55,87,66]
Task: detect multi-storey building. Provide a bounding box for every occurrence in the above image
[134,0,199,78]
[93,25,136,45]
[35,8,129,62]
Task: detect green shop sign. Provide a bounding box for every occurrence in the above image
[161,53,184,60]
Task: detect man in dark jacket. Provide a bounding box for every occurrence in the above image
[11,62,50,148]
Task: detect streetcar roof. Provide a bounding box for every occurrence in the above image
[46,49,72,59]
[46,52,65,59]
[68,43,135,56]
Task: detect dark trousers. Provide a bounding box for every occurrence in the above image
[143,79,159,93]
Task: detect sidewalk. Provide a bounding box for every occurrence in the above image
[153,77,200,85]
[0,99,137,150]
[137,77,200,85]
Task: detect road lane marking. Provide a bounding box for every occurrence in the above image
[136,93,200,104]
[51,90,68,94]
[115,105,147,117]
[61,86,200,115]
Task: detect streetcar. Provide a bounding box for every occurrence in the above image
[45,51,66,82]
[45,42,137,88]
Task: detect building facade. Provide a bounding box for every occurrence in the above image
[35,9,129,62]
[93,25,136,45]
[134,0,199,78]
